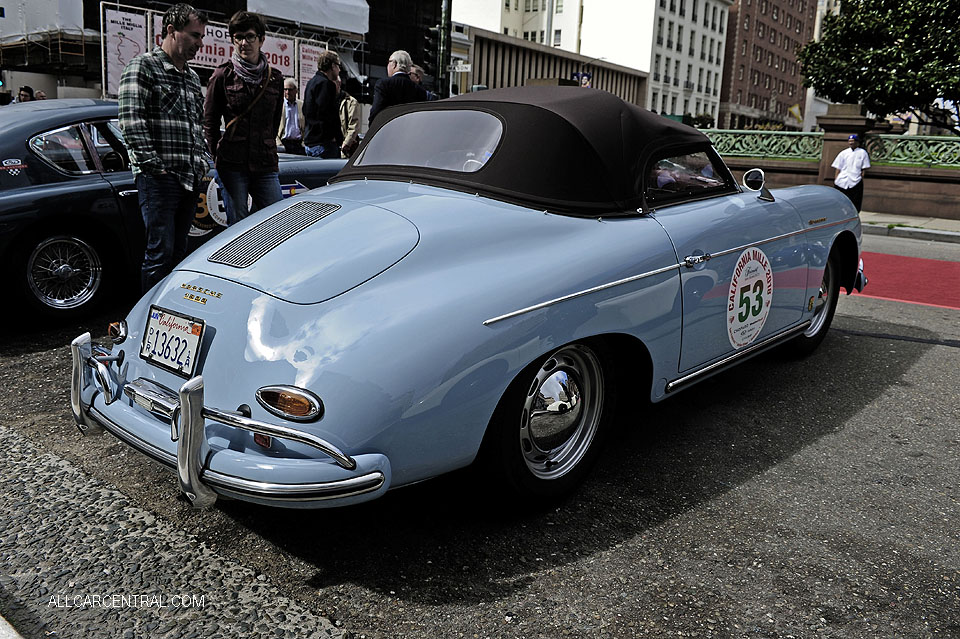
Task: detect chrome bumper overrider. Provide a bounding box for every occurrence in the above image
[854,258,868,293]
[70,333,384,507]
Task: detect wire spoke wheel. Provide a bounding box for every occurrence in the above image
[26,236,102,310]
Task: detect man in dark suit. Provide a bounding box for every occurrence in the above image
[368,50,428,125]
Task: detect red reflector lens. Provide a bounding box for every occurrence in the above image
[254,433,271,448]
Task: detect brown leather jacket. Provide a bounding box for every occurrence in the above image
[203,61,283,173]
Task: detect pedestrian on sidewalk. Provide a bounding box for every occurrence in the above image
[204,10,284,225]
[302,50,343,158]
[832,134,870,212]
[118,3,209,292]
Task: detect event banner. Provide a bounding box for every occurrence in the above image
[297,41,328,101]
[103,8,147,98]
[150,15,297,78]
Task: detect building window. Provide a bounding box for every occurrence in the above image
[540,30,545,43]
[525,0,531,11]
[524,31,530,40]
[677,26,684,51]
[711,6,717,30]
[553,29,561,46]
[533,0,538,11]
[652,92,660,111]
[684,99,689,114]
[657,18,664,45]
[671,95,678,113]
[505,0,510,9]
[719,13,724,33]
[556,0,563,12]
[692,0,698,21]
[504,27,509,34]
[736,89,742,104]
[680,0,686,16]
[738,65,744,80]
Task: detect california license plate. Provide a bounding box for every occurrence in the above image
[140,306,205,378]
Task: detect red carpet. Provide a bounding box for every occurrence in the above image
[858,251,960,310]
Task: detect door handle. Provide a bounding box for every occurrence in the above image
[683,253,711,267]
[118,190,138,197]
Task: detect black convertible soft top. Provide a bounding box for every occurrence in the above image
[331,86,712,215]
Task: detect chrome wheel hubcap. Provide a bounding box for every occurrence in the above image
[805,259,834,337]
[520,345,603,480]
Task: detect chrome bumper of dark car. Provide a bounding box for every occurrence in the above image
[70,332,384,507]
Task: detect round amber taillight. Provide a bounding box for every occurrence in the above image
[255,386,323,422]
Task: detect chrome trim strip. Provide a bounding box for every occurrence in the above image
[703,218,858,262]
[483,263,682,326]
[203,404,355,470]
[665,321,811,393]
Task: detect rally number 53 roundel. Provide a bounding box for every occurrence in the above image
[727,247,774,348]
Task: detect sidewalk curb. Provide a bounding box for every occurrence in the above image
[0,615,23,639]
[862,223,960,244]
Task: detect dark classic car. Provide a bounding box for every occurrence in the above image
[0,98,344,318]
[72,87,866,509]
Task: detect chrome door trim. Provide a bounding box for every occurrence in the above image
[483,263,682,326]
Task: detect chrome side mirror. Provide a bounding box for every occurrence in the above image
[742,168,775,202]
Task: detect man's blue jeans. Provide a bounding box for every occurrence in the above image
[216,169,282,225]
[136,172,200,294]
[305,143,340,159]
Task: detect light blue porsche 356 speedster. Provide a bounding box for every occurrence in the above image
[71,86,866,509]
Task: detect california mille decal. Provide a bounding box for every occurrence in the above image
[181,283,223,305]
[727,247,774,349]
[2,158,27,176]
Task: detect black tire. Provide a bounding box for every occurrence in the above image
[16,232,107,318]
[788,251,840,356]
[479,342,613,503]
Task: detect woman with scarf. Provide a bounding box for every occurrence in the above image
[203,11,283,225]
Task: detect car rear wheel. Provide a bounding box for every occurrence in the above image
[19,234,105,317]
[789,251,840,356]
[481,342,612,502]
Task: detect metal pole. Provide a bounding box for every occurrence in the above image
[440,0,451,98]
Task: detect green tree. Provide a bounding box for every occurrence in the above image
[798,0,960,136]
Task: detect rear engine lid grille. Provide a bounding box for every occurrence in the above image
[208,201,341,268]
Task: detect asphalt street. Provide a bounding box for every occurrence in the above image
[0,233,957,639]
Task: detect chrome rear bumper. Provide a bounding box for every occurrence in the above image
[70,332,385,508]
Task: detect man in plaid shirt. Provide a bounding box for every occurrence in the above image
[119,3,208,292]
